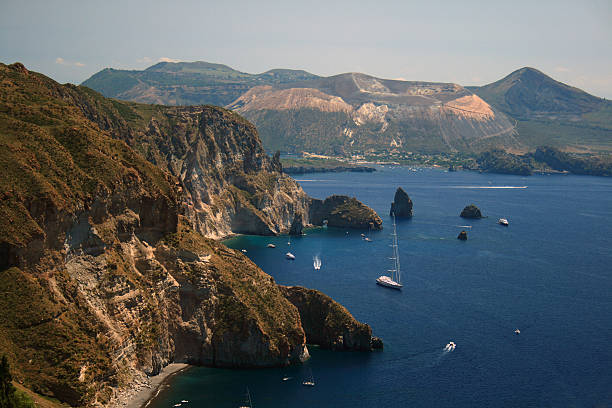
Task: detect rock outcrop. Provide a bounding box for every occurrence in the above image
[460,204,483,219]
[309,195,383,230]
[279,286,379,351]
[390,187,413,217]
[289,212,304,236]
[457,230,468,240]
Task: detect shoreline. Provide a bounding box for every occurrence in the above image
[123,363,191,408]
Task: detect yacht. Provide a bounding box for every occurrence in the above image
[302,368,315,387]
[239,387,252,408]
[376,213,403,290]
[514,328,521,335]
[267,243,276,248]
[444,341,456,351]
[286,252,295,260]
[498,218,509,226]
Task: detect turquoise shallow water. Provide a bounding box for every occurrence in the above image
[149,167,612,407]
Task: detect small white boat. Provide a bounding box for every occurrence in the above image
[313,256,321,270]
[181,401,189,404]
[267,243,276,248]
[514,328,521,335]
[498,218,509,226]
[444,341,456,351]
[282,376,292,381]
[241,249,247,253]
[364,237,372,242]
[360,233,365,237]
[286,252,295,260]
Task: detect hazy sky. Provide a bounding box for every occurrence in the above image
[2,0,611,97]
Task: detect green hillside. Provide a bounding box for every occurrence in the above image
[81,61,319,106]
[468,67,612,151]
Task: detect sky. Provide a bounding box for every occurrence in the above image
[1,0,611,97]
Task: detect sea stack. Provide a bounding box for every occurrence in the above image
[390,187,413,217]
[289,212,304,236]
[457,230,468,240]
[460,204,483,219]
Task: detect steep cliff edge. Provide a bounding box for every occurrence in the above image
[279,286,378,351]
[0,63,315,406]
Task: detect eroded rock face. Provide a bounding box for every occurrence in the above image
[0,64,309,406]
[279,286,378,351]
[289,212,304,236]
[390,187,413,218]
[460,204,483,219]
[309,195,383,230]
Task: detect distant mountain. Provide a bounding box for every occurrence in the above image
[82,62,612,154]
[468,67,612,151]
[81,61,319,106]
[228,72,520,154]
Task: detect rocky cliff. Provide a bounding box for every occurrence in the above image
[279,286,377,351]
[0,63,379,407]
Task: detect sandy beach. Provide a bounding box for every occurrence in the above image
[114,363,190,408]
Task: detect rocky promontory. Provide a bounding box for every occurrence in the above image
[279,286,380,351]
[390,187,413,217]
[460,204,483,218]
[0,63,380,407]
[309,195,383,230]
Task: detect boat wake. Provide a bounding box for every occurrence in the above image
[447,185,528,189]
[313,255,321,270]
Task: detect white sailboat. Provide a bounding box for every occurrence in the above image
[239,387,253,408]
[313,255,321,270]
[302,368,315,387]
[376,213,403,290]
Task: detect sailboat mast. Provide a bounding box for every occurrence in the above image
[391,213,400,284]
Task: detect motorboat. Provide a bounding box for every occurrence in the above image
[286,252,295,260]
[498,218,509,226]
[267,243,276,248]
[444,341,456,351]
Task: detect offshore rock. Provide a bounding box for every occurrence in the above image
[371,337,384,349]
[289,212,304,236]
[390,187,413,218]
[457,230,468,240]
[279,286,379,351]
[460,204,483,219]
[309,195,383,230]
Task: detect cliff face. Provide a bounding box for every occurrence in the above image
[0,63,312,406]
[279,286,376,351]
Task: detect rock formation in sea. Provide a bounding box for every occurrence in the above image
[0,63,380,407]
[279,286,380,351]
[390,187,413,217]
[309,195,383,230]
[457,230,468,240]
[460,204,483,218]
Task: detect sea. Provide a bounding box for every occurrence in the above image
[149,166,612,408]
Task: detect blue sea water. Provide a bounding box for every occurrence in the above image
[149,167,612,408]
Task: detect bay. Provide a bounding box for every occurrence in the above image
[149,167,612,407]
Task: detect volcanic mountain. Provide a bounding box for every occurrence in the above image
[468,67,612,151]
